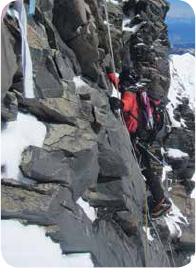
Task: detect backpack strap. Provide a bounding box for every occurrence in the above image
[139,91,154,129]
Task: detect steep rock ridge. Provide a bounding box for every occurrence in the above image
[165,54,195,194]
[1,0,194,267]
[121,0,170,98]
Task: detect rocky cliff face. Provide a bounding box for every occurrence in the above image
[1,0,195,267]
[121,0,170,98]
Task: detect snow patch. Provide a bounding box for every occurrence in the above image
[166,148,189,159]
[161,165,172,183]
[166,103,181,128]
[1,112,46,180]
[106,0,119,5]
[165,199,188,238]
[122,16,131,31]
[76,198,97,222]
[143,227,154,242]
[73,76,89,89]
[1,220,94,267]
[123,21,144,33]
[164,216,182,238]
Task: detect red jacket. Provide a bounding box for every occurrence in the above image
[121,91,138,134]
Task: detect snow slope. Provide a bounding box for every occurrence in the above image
[162,53,195,237]
[168,53,195,110]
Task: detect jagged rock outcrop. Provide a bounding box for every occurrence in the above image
[1,0,194,267]
[121,0,170,99]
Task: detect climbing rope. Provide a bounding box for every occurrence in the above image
[143,182,149,267]
[168,241,176,267]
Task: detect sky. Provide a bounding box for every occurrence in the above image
[166,0,195,46]
[167,0,195,19]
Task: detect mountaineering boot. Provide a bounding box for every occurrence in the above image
[150,198,172,219]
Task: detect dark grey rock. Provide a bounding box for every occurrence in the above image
[53,0,88,42]
[18,97,78,125]
[20,144,99,200]
[1,21,19,122]
[43,122,97,153]
[1,178,61,224]
[98,142,129,177]
[1,92,18,122]
[30,48,63,98]
[53,0,105,84]
[121,0,170,97]
[69,145,100,200]
[53,28,81,75]
[67,23,100,82]
[172,184,195,250]
[20,146,73,184]
[165,128,195,181]
[53,50,75,80]
[27,17,50,50]
[1,21,19,101]
[114,212,139,236]
[83,180,126,210]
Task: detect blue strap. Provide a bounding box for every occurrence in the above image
[28,0,36,15]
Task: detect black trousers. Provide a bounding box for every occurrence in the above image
[137,144,165,203]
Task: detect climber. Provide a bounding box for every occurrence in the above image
[118,68,172,219]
